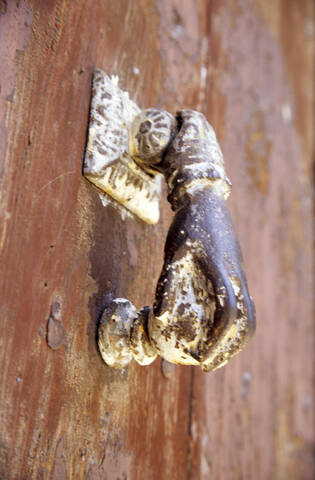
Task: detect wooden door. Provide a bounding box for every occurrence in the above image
[0,1,314,478]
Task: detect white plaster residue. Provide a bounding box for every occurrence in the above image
[110,75,119,85]
[99,194,111,208]
[281,103,292,123]
[200,65,207,90]
[171,24,184,40]
[98,192,133,221]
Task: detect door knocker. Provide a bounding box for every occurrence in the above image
[83,70,256,372]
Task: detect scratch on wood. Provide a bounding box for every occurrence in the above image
[36,170,75,197]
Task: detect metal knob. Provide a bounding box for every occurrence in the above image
[98,109,256,372]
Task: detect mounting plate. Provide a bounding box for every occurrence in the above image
[83,69,161,224]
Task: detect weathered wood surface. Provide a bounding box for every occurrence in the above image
[0,0,313,479]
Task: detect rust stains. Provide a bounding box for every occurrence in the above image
[245,109,271,195]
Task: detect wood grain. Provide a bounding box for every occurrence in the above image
[0,0,313,479]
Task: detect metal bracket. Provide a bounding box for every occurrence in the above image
[83,69,161,224]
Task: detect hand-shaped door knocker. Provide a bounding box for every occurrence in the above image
[84,71,256,372]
